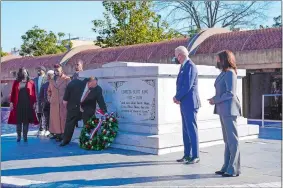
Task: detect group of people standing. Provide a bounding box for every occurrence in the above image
[8,46,241,178]
[8,60,106,144]
[173,46,241,178]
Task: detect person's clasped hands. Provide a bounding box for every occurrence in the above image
[173,97,181,104]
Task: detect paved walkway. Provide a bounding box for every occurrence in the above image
[1,124,282,188]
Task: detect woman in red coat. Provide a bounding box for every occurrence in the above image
[8,67,39,142]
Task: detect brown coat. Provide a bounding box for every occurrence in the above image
[48,74,71,134]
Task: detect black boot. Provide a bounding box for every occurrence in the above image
[23,124,29,142]
[16,124,22,142]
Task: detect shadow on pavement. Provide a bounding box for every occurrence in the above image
[1,160,177,176]
[258,127,282,140]
[28,174,221,187]
[1,136,150,162]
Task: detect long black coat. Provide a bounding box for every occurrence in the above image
[34,75,47,113]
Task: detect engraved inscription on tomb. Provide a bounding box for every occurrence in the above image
[102,79,156,122]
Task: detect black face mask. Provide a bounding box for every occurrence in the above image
[37,71,42,76]
[18,72,28,81]
[216,62,222,69]
[172,57,180,64]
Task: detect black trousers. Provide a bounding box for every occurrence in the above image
[42,103,50,131]
[36,113,43,130]
[62,108,82,144]
[82,112,93,125]
[17,123,29,139]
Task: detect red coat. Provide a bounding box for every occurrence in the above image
[8,80,39,125]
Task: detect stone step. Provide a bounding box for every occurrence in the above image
[117,117,250,135]
[72,123,259,155]
[114,124,259,148]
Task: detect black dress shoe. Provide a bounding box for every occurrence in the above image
[176,156,191,162]
[16,138,21,142]
[215,171,225,175]
[222,173,239,177]
[59,142,68,147]
[56,137,63,142]
[186,157,200,164]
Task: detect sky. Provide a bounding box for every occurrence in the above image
[1,1,282,52]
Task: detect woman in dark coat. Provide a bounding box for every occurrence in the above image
[8,67,39,142]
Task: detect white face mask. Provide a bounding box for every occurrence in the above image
[23,70,28,77]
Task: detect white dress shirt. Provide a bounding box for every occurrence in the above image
[80,85,89,102]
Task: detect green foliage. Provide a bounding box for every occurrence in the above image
[1,50,8,57]
[187,28,201,37]
[79,114,119,151]
[20,26,72,56]
[272,15,282,28]
[260,15,281,29]
[92,1,181,47]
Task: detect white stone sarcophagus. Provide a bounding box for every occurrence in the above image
[77,62,259,155]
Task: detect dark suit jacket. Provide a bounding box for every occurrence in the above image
[63,78,107,123]
[80,85,107,120]
[63,78,87,111]
[39,81,50,111]
[34,75,47,113]
[175,59,201,110]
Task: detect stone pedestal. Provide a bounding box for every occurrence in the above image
[76,62,259,154]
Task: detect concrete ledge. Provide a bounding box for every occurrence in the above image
[72,123,259,155]
[111,135,258,155]
[112,117,249,135]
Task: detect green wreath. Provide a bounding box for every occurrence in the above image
[79,112,118,150]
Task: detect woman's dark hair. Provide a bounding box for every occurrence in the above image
[217,50,237,75]
[54,64,62,69]
[16,67,30,82]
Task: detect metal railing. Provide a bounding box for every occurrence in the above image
[262,94,282,128]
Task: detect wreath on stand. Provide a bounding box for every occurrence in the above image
[79,110,119,150]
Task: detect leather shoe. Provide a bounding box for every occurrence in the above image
[215,171,225,175]
[176,156,191,163]
[186,157,200,164]
[59,142,68,147]
[56,137,63,142]
[222,173,239,177]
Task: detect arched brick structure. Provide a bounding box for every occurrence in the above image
[1,27,281,79]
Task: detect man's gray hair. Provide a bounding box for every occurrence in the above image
[77,59,84,65]
[175,46,189,57]
[47,70,54,75]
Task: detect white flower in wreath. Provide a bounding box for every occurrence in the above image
[109,118,113,122]
[85,142,88,145]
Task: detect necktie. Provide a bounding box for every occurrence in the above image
[81,89,90,103]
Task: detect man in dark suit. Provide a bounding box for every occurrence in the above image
[173,46,201,164]
[34,66,47,133]
[71,59,84,128]
[72,59,84,80]
[60,76,107,146]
